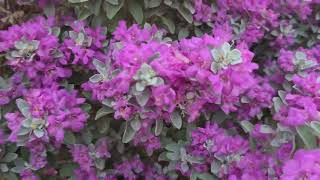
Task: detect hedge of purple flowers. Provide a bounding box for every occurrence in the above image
[1,0,320,179]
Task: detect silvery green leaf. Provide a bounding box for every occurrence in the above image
[22,118,32,128]
[165,143,180,152]
[102,98,114,107]
[211,49,221,62]
[301,60,317,70]
[181,162,189,172]
[68,0,88,3]
[183,1,195,14]
[259,125,274,134]
[17,127,31,136]
[186,155,203,164]
[94,159,105,170]
[273,97,283,112]
[106,0,119,5]
[161,16,175,34]
[34,129,44,138]
[14,41,27,50]
[285,74,293,81]
[178,27,189,40]
[97,118,111,134]
[130,118,141,131]
[309,121,320,136]
[229,49,242,65]
[128,1,143,24]
[44,1,55,17]
[135,89,150,107]
[95,107,113,120]
[158,152,169,161]
[149,0,161,8]
[2,153,18,163]
[177,5,193,23]
[75,32,85,45]
[0,76,10,90]
[0,164,8,172]
[16,99,31,118]
[152,77,164,86]
[50,27,60,36]
[93,59,107,76]
[295,51,306,60]
[221,42,231,57]
[166,152,180,161]
[59,163,78,177]
[170,110,182,129]
[89,0,102,15]
[240,121,253,133]
[155,119,163,136]
[135,82,146,92]
[278,90,287,105]
[63,131,76,145]
[30,40,40,49]
[210,62,220,74]
[240,96,250,103]
[296,125,317,149]
[122,122,136,143]
[89,74,104,83]
[210,161,221,175]
[195,172,217,180]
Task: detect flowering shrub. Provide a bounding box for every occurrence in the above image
[1,0,320,180]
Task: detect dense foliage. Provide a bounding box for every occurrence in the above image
[1,0,320,179]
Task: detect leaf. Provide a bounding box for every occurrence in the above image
[95,107,113,120]
[135,89,150,106]
[155,119,163,136]
[17,127,30,136]
[16,99,30,118]
[130,118,141,131]
[296,125,317,149]
[44,1,55,17]
[59,163,78,177]
[210,161,221,175]
[2,153,18,163]
[166,152,180,161]
[161,16,175,34]
[68,0,88,3]
[63,131,76,145]
[89,74,104,83]
[170,110,182,129]
[122,122,136,143]
[240,121,253,133]
[177,6,193,23]
[93,59,107,75]
[94,159,105,170]
[104,0,123,19]
[149,0,162,8]
[259,125,274,134]
[106,0,119,5]
[97,118,111,134]
[178,27,189,39]
[34,129,44,138]
[273,97,283,112]
[128,1,144,24]
[89,0,102,15]
[0,163,8,172]
[165,143,180,152]
[181,162,189,172]
[309,121,320,136]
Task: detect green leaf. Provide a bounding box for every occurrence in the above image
[170,110,182,129]
[34,129,44,138]
[177,6,193,23]
[89,0,102,15]
[309,121,320,136]
[93,59,107,75]
[165,143,180,152]
[97,118,111,134]
[296,125,317,149]
[0,163,8,172]
[2,153,18,163]
[44,1,55,17]
[273,97,283,112]
[240,121,254,133]
[106,0,119,5]
[68,0,88,3]
[178,27,189,39]
[128,1,144,24]
[95,107,113,120]
[130,117,141,131]
[59,163,78,177]
[155,119,163,136]
[94,159,105,170]
[181,162,189,172]
[295,51,306,60]
[78,8,93,20]
[63,131,76,145]
[161,16,175,34]
[122,122,136,143]
[210,161,221,175]
[166,152,180,161]
[149,0,162,8]
[135,89,150,106]
[104,0,123,19]
[16,99,31,118]
[17,127,31,136]
[89,74,104,83]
